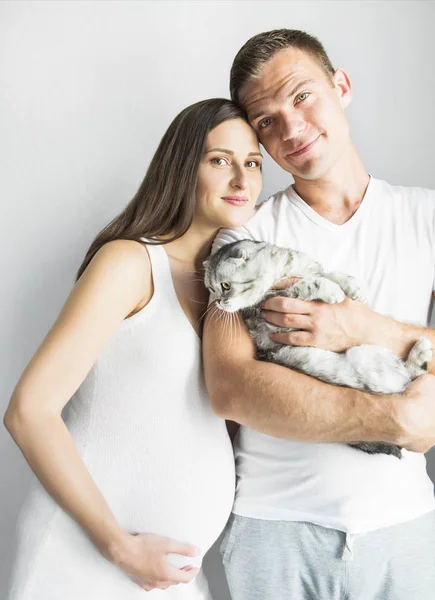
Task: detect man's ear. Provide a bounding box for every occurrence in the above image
[332,68,352,108]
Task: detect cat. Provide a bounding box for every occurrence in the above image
[204,239,433,459]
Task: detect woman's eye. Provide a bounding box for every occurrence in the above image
[259,117,274,129]
[246,160,260,168]
[211,157,228,167]
[296,92,310,104]
[221,282,231,291]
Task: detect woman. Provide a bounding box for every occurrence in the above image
[3,98,263,598]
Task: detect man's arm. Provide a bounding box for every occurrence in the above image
[263,293,435,374]
[203,307,435,453]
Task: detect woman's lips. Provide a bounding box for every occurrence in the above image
[288,135,321,158]
[221,196,249,206]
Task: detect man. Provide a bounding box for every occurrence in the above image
[203,29,435,600]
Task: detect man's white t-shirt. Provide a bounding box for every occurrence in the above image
[212,176,435,534]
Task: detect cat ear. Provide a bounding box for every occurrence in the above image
[230,248,248,261]
[203,259,210,269]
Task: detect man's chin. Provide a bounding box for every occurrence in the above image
[282,159,330,182]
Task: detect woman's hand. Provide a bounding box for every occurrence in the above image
[107,531,201,591]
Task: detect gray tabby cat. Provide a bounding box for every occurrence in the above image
[204,239,433,459]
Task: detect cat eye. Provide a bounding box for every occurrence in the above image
[221,282,231,291]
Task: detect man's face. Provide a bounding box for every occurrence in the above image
[242,47,353,182]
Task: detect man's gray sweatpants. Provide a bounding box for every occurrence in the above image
[220,511,435,599]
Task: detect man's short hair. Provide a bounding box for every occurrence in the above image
[230,29,336,109]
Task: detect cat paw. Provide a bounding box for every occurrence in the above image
[323,288,346,303]
[408,337,433,370]
[290,278,345,303]
[340,276,366,302]
[325,272,366,302]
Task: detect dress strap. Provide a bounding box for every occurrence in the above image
[139,239,173,300]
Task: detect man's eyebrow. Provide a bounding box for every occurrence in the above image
[249,79,316,123]
[205,147,263,157]
[288,78,316,98]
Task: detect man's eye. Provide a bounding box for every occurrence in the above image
[296,92,310,103]
[259,117,274,129]
[221,282,231,291]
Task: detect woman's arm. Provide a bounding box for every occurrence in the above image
[4,240,199,591]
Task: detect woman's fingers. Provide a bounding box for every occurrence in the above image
[124,533,201,591]
[166,539,201,557]
[141,578,180,591]
[168,566,200,584]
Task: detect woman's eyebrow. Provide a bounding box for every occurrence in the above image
[205,148,263,157]
[205,147,234,154]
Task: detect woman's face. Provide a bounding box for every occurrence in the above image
[194,118,263,230]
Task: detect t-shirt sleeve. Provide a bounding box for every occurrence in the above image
[211,226,254,255]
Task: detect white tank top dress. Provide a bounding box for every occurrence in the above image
[5,242,236,599]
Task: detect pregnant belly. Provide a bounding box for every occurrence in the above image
[85,430,236,555]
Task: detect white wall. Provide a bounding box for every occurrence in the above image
[1,1,435,597]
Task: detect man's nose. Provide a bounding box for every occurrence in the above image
[280,112,307,142]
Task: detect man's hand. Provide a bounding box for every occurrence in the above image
[262,277,373,352]
[398,374,435,453]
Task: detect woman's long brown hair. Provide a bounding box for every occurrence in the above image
[76,98,247,280]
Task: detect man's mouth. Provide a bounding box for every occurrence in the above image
[288,135,321,158]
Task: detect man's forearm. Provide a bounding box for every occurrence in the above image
[206,357,401,444]
[265,294,435,373]
[365,311,435,373]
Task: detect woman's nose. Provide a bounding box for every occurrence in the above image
[230,167,248,190]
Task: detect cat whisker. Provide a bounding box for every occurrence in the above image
[224,310,232,345]
[236,312,242,344]
[233,312,240,346]
[188,297,207,305]
[210,304,224,328]
[196,302,218,328]
[229,312,234,347]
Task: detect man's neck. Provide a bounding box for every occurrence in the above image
[292,146,370,225]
